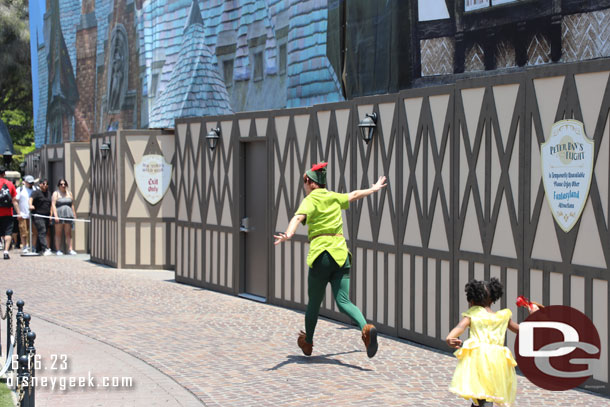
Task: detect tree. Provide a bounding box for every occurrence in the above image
[0,0,34,146]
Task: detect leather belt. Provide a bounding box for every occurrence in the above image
[310,233,343,241]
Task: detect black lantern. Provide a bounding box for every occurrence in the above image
[19,161,26,175]
[206,127,221,151]
[3,148,13,166]
[358,112,378,144]
[100,142,111,159]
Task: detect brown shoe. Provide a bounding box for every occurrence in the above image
[297,331,313,356]
[361,324,378,358]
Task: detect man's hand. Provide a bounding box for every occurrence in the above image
[274,232,289,245]
[372,176,387,192]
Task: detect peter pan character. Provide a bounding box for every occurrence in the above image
[274,162,387,358]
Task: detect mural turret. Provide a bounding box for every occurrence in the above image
[46,0,79,144]
[73,0,98,141]
[100,0,138,132]
[148,0,233,129]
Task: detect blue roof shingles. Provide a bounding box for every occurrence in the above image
[285,0,342,108]
[58,0,81,71]
[95,0,113,58]
[149,19,233,128]
[138,0,342,113]
[35,44,49,147]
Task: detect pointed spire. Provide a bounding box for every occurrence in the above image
[46,0,79,119]
[184,0,204,32]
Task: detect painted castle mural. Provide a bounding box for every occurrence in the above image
[30,0,346,146]
[30,0,610,147]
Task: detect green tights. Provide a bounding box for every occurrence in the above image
[305,251,367,343]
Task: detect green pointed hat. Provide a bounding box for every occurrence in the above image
[306,162,327,185]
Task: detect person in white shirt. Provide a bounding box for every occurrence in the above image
[16,175,36,253]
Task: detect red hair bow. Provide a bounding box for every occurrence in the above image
[311,162,328,171]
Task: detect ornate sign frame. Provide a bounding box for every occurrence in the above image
[541,119,594,233]
[134,154,172,205]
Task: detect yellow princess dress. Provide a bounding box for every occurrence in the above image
[449,306,517,406]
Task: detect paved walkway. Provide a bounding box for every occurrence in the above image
[5,318,202,407]
[0,252,609,406]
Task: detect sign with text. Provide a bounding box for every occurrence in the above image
[541,120,593,232]
[134,154,172,205]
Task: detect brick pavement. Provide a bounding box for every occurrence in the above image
[1,253,609,406]
[4,317,203,407]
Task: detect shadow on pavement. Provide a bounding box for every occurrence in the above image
[265,350,372,372]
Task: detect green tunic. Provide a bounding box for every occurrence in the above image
[295,188,350,267]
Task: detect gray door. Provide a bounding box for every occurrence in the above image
[49,160,64,190]
[243,141,268,298]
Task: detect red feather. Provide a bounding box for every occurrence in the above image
[311,162,328,171]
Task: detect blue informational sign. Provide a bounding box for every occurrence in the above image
[541,120,594,232]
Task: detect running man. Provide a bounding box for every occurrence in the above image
[274,162,387,358]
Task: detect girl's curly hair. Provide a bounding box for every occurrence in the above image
[487,277,504,304]
[465,279,488,306]
[465,278,505,306]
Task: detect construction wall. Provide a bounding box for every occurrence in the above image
[64,142,91,252]
[90,130,175,268]
[90,132,118,266]
[178,59,610,395]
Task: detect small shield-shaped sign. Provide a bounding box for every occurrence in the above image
[135,154,172,205]
[541,120,594,233]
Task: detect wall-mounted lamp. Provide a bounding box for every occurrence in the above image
[19,161,26,175]
[100,142,111,159]
[358,112,378,144]
[3,148,13,166]
[206,127,221,151]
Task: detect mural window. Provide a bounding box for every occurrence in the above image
[418,0,450,21]
[151,74,159,97]
[279,44,287,75]
[465,0,518,11]
[253,51,263,82]
[223,59,234,88]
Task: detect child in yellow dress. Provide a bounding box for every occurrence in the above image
[446,278,538,407]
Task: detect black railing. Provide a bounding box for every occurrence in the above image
[1,289,36,407]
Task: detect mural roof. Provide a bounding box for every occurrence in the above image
[46,0,79,118]
[149,2,233,128]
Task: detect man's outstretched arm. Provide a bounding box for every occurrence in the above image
[274,214,306,245]
[348,176,387,202]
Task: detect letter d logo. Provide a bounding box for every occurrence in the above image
[515,305,601,391]
[519,321,578,357]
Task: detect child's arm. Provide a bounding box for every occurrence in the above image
[446,317,470,349]
[508,303,539,334]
